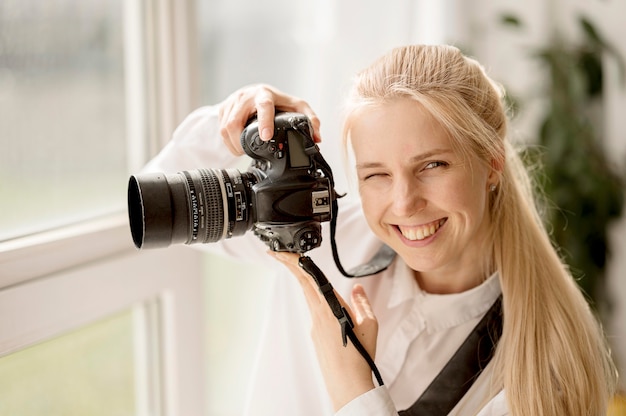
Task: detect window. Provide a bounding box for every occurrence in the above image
[0,244,205,416]
[0,0,127,241]
[0,1,205,415]
[0,310,136,415]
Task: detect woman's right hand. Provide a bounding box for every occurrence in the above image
[217,84,322,156]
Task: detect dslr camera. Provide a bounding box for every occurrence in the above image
[128,112,334,253]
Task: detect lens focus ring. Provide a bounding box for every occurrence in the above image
[197,169,227,242]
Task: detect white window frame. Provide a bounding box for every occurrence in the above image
[0,0,204,414]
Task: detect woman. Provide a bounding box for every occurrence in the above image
[148,45,617,415]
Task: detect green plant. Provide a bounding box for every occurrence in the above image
[501,14,625,312]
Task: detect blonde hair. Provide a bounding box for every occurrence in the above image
[342,44,617,415]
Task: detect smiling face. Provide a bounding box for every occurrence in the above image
[348,98,497,293]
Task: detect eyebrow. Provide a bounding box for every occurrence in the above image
[355,148,454,170]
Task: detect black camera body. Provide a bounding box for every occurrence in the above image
[240,112,332,251]
[128,112,333,253]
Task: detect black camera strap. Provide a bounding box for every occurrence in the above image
[308,148,396,279]
[297,127,392,386]
[298,255,385,387]
[330,198,396,278]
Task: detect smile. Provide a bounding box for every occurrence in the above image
[398,218,447,241]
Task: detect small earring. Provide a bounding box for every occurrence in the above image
[489,183,497,192]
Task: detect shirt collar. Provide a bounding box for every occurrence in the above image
[387,259,420,308]
[387,259,502,332]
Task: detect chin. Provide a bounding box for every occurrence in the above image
[394,249,441,274]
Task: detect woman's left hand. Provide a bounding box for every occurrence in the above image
[270,251,378,411]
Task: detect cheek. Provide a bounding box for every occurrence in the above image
[445,175,489,224]
[358,186,375,214]
[358,186,385,227]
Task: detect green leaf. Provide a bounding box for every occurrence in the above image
[579,16,603,46]
[500,13,523,28]
[579,15,626,86]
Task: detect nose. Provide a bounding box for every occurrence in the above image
[390,176,426,217]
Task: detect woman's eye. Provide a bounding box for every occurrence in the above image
[424,161,447,170]
[362,173,386,181]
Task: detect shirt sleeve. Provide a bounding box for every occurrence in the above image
[335,386,398,416]
[142,105,241,174]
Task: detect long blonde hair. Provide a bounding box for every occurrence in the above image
[342,44,617,415]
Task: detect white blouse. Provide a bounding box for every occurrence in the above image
[143,106,509,415]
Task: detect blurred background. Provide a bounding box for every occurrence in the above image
[0,0,624,415]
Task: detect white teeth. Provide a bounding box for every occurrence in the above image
[400,219,445,241]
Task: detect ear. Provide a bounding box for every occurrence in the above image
[487,154,504,187]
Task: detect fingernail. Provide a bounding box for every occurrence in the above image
[352,284,366,297]
[260,128,273,141]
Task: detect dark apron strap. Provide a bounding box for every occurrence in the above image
[399,295,503,416]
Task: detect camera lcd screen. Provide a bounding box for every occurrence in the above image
[287,131,311,168]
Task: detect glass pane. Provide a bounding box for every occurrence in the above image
[0,0,127,241]
[196,1,313,104]
[203,253,273,416]
[0,310,135,416]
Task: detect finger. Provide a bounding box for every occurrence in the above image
[254,90,276,141]
[256,87,321,143]
[350,284,378,356]
[222,85,276,143]
[268,251,321,306]
[309,114,323,144]
[276,96,322,143]
[350,284,375,325]
[290,100,322,143]
[218,94,247,155]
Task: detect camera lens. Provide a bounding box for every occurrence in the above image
[128,169,257,249]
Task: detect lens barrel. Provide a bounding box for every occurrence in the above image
[128,169,256,249]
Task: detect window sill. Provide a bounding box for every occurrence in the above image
[0,213,136,289]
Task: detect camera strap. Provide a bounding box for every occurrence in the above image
[309,149,396,278]
[293,146,390,388]
[330,201,396,278]
[298,255,385,386]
